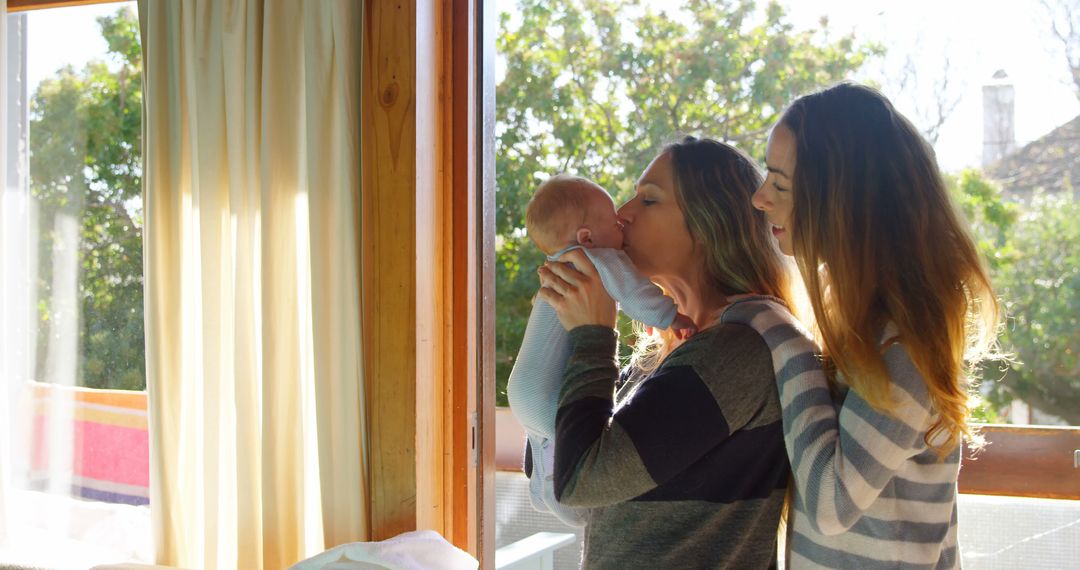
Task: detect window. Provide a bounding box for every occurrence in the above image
[0,2,150,566]
[493,1,1080,567]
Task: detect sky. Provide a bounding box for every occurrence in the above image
[21,2,135,96]
[17,0,1080,173]
[496,0,1080,172]
[779,0,1080,171]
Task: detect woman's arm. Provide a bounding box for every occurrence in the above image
[721,300,934,536]
[785,342,935,535]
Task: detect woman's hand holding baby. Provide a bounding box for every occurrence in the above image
[537,249,617,331]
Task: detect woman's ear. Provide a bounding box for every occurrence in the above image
[576,227,594,247]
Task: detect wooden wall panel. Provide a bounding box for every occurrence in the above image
[361,0,419,541]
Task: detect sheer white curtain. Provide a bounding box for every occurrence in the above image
[0,0,10,546]
[0,8,155,566]
[138,1,367,568]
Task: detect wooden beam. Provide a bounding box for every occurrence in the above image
[7,0,125,12]
[361,0,492,556]
[362,0,419,540]
[414,0,448,540]
[440,0,474,550]
[415,1,491,563]
[959,424,1080,500]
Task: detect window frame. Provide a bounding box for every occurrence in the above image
[7,0,126,13]
[361,0,496,564]
[7,0,501,564]
[19,1,1077,567]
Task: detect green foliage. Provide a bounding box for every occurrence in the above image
[31,7,144,390]
[948,170,1080,424]
[947,169,1018,273]
[990,192,1080,423]
[495,0,880,405]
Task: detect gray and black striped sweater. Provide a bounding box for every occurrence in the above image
[553,323,789,569]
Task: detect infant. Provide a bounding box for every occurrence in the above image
[506,174,694,525]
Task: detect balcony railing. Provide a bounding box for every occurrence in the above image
[21,380,149,505]
[494,407,1080,569]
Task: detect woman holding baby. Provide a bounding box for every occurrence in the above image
[539,83,997,569]
[535,136,792,568]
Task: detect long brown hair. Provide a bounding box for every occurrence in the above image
[780,83,999,454]
[633,136,793,370]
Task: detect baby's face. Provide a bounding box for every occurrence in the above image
[583,186,624,249]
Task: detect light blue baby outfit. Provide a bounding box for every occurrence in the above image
[506,245,679,526]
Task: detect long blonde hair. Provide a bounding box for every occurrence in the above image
[780,83,999,454]
[632,137,793,371]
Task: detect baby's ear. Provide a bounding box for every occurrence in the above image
[576,227,594,248]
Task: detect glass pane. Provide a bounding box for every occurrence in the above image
[495,0,1079,565]
[494,0,1080,464]
[0,3,151,566]
[958,494,1080,567]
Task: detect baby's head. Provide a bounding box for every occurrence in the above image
[525,174,623,255]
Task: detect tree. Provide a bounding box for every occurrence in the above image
[31,7,144,390]
[992,191,1080,423]
[494,0,881,404]
[881,50,962,145]
[1042,0,1080,99]
[948,169,1080,424]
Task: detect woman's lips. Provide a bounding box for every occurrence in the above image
[771,225,785,238]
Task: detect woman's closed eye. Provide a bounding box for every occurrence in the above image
[773,182,789,193]
[642,198,657,206]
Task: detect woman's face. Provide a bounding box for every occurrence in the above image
[617,152,696,278]
[752,125,797,256]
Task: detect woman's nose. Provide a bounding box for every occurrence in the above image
[617,202,633,221]
[751,185,770,212]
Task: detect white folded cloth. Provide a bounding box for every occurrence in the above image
[288,529,478,570]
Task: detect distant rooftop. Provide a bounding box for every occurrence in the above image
[986,114,1080,198]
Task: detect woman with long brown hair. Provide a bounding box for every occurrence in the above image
[537,137,792,568]
[750,82,999,568]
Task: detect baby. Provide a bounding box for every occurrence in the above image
[507,174,695,526]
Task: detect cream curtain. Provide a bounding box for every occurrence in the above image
[138,1,367,568]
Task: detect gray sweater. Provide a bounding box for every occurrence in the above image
[555,324,788,569]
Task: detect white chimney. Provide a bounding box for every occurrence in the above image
[982,69,1016,166]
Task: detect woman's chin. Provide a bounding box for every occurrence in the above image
[623,245,641,264]
[626,251,655,275]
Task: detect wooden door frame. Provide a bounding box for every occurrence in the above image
[362,0,495,565]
